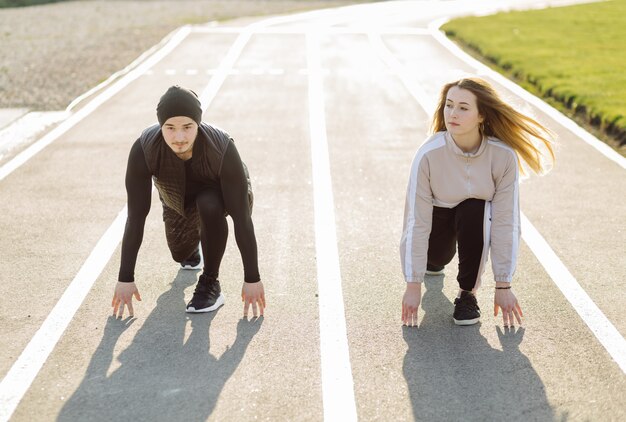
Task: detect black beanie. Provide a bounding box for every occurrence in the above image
[156,85,202,126]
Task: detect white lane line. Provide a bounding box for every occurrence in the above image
[0,111,69,161]
[0,26,192,183]
[377,19,626,374]
[368,32,435,114]
[521,214,626,373]
[0,208,127,422]
[193,26,431,35]
[306,31,358,422]
[197,5,354,108]
[428,17,626,171]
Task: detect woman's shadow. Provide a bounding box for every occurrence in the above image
[58,270,262,421]
[403,275,555,421]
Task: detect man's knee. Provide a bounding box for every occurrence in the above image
[195,190,226,220]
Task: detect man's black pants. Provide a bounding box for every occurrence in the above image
[162,189,228,278]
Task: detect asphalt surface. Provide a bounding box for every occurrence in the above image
[1,1,625,421]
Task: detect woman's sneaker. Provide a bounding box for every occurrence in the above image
[186,274,224,313]
[453,291,481,326]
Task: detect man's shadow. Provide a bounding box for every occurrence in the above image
[58,271,262,421]
[403,276,555,421]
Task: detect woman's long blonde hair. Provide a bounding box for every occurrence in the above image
[431,77,555,175]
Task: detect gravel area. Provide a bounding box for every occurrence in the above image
[0,0,364,111]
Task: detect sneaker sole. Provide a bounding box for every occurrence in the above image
[186,293,225,313]
[181,263,203,270]
[453,317,480,326]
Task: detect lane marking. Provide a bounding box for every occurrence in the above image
[147,68,292,77]
[0,208,128,422]
[306,31,358,422]
[428,17,626,171]
[0,111,69,162]
[0,26,192,182]
[193,26,431,35]
[374,21,626,374]
[521,215,626,373]
[368,31,435,114]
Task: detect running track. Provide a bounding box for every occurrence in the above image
[1,1,625,420]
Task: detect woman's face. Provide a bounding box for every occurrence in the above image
[443,86,483,137]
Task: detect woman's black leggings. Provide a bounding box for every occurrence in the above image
[427,198,490,291]
[162,189,228,278]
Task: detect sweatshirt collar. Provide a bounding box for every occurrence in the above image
[445,131,487,158]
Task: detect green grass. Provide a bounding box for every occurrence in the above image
[0,0,66,7]
[442,0,626,149]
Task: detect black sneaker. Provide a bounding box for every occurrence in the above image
[186,274,224,313]
[453,291,480,326]
[181,248,202,270]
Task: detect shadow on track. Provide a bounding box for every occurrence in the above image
[57,270,262,421]
[402,276,554,421]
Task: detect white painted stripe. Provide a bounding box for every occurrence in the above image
[306,31,357,422]
[65,27,190,113]
[198,28,251,107]
[0,111,69,159]
[428,17,626,171]
[521,213,626,374]
[0,207,128,422]
[368,31,435,114]
[0,26,192,182]
[193,26,432,35]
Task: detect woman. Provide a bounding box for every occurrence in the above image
[400,77,554,327]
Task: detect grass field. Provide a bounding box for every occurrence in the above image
[0,0,64,7]
[442,0,626,152]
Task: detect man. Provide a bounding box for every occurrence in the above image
[112,85,265,318]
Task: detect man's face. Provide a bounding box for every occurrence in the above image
[161,116,198,160]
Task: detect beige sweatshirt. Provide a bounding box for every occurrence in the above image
[400,131,520,283]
